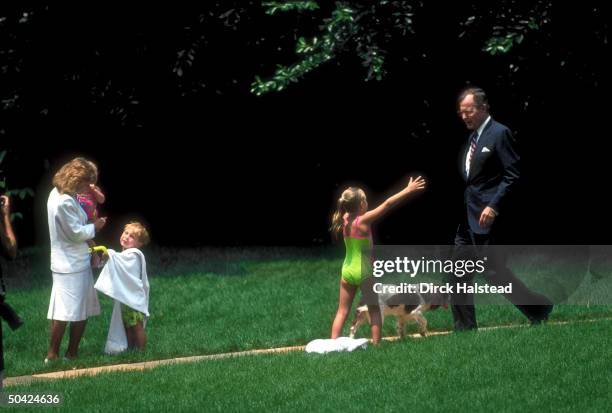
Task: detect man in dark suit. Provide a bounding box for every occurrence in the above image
[452,87,553,331]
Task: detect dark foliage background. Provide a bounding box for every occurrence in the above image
[1,1,609,247]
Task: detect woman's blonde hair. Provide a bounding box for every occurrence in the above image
[330,187,366,240]
[124,221,150,246]
[52,157,98,195]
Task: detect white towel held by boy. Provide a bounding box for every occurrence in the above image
[94,248,149,354]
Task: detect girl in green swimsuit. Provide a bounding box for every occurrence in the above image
[329,176,426,344]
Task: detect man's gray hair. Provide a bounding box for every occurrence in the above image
[458,86,489,111]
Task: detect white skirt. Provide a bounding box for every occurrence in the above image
[47,268,100,322]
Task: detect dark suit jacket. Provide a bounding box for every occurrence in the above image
[460,118,520,234]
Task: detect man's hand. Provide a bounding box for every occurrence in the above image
[479,206,497,229]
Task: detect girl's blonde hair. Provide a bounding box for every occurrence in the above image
[52,157,98,195]
[330,187,366,240]
[124,221,150,246]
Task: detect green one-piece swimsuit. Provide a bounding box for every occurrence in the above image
[341,216,372,286]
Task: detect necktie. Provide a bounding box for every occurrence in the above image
[466,131,478,174]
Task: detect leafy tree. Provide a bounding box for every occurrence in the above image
[251,0,605,95]
[0,2,606,128]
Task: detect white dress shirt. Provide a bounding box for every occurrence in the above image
[465,115,492,176]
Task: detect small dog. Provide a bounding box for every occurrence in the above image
[349,289,448,339]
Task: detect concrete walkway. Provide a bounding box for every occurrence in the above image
[4,317,611,387]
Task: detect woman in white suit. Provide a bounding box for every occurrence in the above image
[46,158,107,361]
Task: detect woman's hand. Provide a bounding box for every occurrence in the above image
[94,217,107,231]
[91,252,101,268]
[406,176,426,193]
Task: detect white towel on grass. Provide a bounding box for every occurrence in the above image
[94,248,149,354]
[305,337,369,354]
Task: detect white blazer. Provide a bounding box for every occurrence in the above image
[47,187,96,273]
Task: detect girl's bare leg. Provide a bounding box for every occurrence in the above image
[331,279,358,339]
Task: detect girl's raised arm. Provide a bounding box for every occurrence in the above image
[360,176,426,225]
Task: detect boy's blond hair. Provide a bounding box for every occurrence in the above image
[125,221,150,246]
[53,157,98,194]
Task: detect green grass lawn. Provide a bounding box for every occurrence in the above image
[3,246,612,378]
[2,246,611,411]
[4,319,612,412]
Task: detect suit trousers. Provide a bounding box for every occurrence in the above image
[450,218,552,331]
